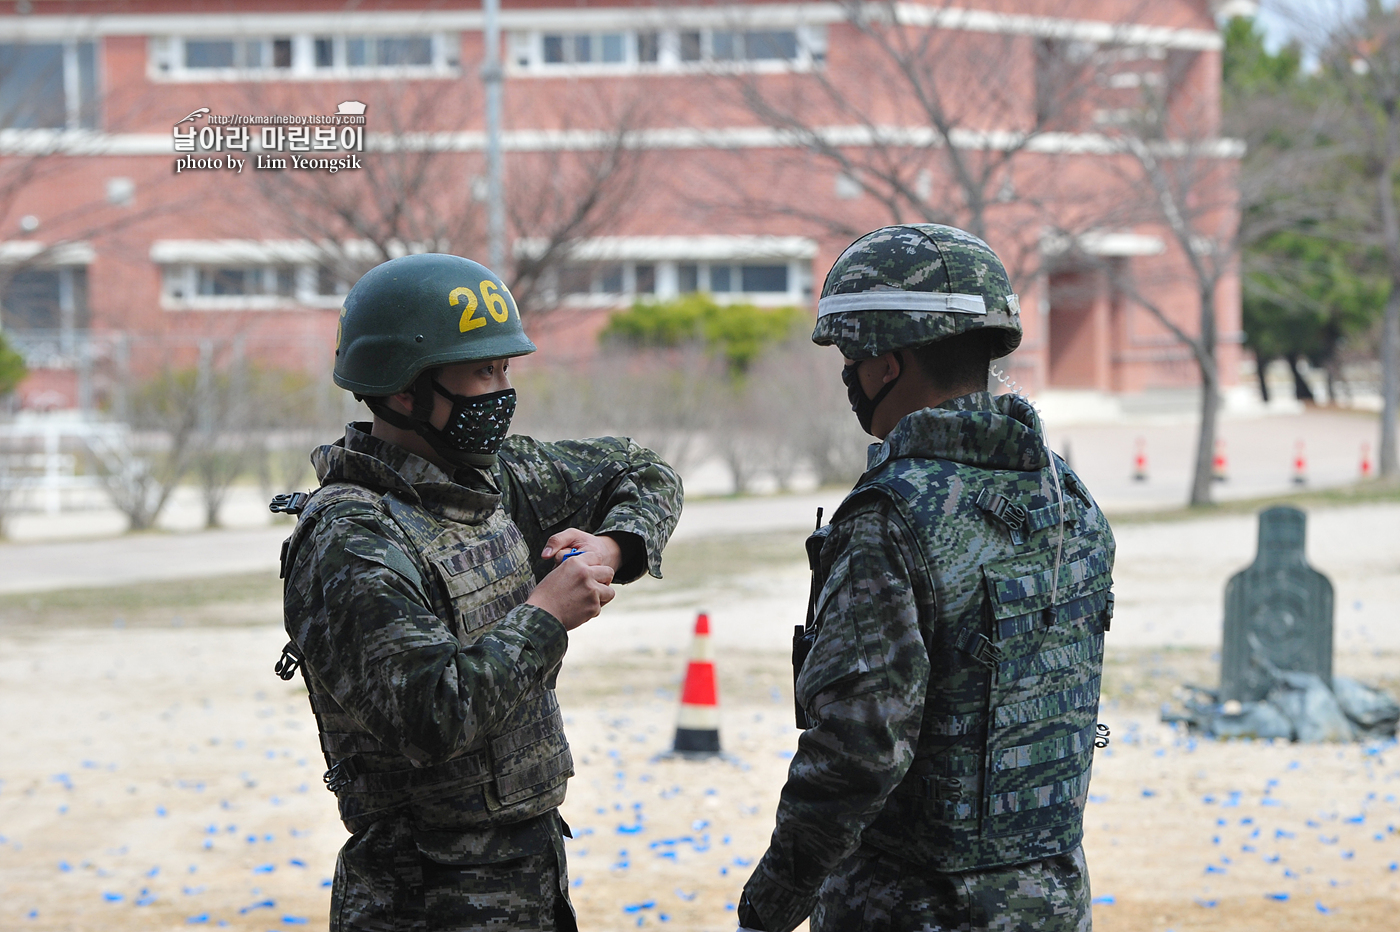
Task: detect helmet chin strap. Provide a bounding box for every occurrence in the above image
[364,378,499,471]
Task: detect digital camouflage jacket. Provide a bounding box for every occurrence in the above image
[281,424,681,854]
[743,393,1114,932]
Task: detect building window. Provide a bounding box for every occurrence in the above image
[678,263,699,293]
[0,267,90,332]
[552,258,808,305]
[163,263,318,308]
[193,265,295,297]
[741,264,788,293]
[514,26,824,73]
[152,33,458,79]
[0,42,100,130]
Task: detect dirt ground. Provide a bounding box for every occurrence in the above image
[3,509,1399,932]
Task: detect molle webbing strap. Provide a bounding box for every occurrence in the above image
[496,747,573,802]
[341,749,493,795]
[989,552,1112,605]
[319,731,391,755]
[992,676,1102,729]
[988,768,1093,816]
[994,589,1112,641]
[990,721,1100,773]
[975,490,1075,546]
[491,707,564,757]
[995,633,1103,684]
[919,711,984,736]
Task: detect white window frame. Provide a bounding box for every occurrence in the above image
[149,32,460,81]
[160,262,346,310]
[510,25,824,76]
[553,258,809,308]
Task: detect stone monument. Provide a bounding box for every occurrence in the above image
[1220,506,1333,703]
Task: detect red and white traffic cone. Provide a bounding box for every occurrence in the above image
[1292,440,1308,486]
[672,613,721,756]
[1361,442,1373,479]
[1132,437,1149,482]
[1212,439,1229,483]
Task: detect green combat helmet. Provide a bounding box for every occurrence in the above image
[333,252,535,396]
[812,223,1022,360]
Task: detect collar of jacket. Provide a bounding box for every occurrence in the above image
[311,422,501,524]
[864,391,1050,474]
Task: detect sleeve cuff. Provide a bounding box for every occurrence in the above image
[509,602,569,672]
[741,863,818,932]
[597,517,666,581]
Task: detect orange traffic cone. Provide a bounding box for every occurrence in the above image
[1361,443,1373,479]
[1212,439,1229,483]
[1293,441,1308,486]
[1132,437,1149,482]
[672,613,721,756]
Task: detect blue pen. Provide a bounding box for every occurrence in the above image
[559,548,585,563]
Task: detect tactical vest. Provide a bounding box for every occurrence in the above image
[274,483,573,835]
[796,452,1113,873]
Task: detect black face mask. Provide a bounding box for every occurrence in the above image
[422,381,517,465]
[842,352,902,435]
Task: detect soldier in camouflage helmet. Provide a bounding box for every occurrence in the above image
[737,225,1115,932]
[275,253,682,932]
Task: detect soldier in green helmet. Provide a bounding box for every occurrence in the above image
[737,225,1115,932]
[274,253,682,931]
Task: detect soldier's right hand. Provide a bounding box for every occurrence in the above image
[525,551,616,631]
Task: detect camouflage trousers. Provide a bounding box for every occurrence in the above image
[330,813,577,932]
[808,844,1091,932]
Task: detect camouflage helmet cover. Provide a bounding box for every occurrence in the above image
[333,253,535,396]
[812,223,1023,360]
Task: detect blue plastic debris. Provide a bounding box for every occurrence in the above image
[103,893,124,903]
[1141,789,1157,798]
[622,901,656,913]
[1266,892,1290,901]
[253,864,275,874]
[674,889,696,901]
[1276,829,1295,839]
[282,916,308,925]
[186,914,209,924]
[1316,902,1332,914]
[58,861,71,872]
[1205,865,1227,874]
[1194,899,1218,908]
[156,806,168,817]
[1091,895,1115,905]
[320,879,332,888]
[239,899,275,914]
[288,859,306,868]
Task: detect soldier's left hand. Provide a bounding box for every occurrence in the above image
[542,529,623,571]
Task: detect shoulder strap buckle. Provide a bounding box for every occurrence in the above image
[975,488,1028,544]
[274,640,303,681]
[324,756,360,794]
[954,628,1004,668]
[270,491,312,515]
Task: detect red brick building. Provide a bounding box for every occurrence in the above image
[0,0,1243,410]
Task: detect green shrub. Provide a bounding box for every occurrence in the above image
[600,293,808,373]
[0,331,26,398]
